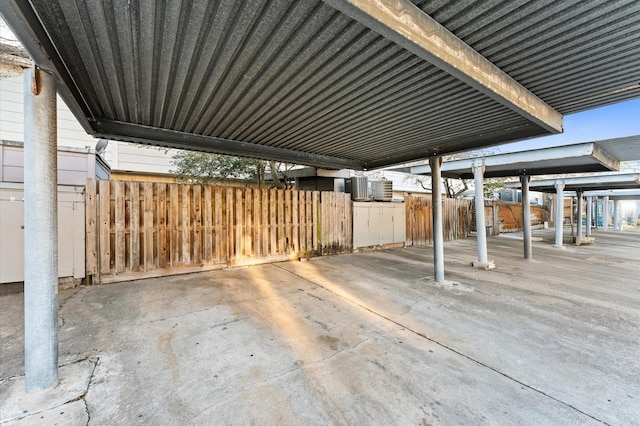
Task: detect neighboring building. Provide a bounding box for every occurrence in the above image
[0,140,109,285]
[1,45,177,182]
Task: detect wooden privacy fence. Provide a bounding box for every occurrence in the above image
[405,196,473,245]
[496,201,550,232]
[86,180,352,284]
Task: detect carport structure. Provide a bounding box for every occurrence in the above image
[511,172,640,245]
[407,136,640,264]
[584,189,640,231]
[2,0,640,392]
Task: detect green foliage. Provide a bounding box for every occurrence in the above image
[170,151,265,186]
[170,151,297,188]
[483,177,507,199]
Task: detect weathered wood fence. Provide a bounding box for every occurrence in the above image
[404,196,473,245]
[86,180,352,283]
[496,201,550,232]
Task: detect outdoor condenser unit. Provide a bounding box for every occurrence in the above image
[372,180,393,201]
[350,176,370,201]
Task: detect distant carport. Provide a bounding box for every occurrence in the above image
[584,189,640,201]
[407,136,640,264]
[510,173,640,245]
[584,189,640,231]
[3,0,640,391]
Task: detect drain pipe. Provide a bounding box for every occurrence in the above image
[23,67,58,392]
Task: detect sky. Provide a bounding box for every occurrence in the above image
[480,97,640,155]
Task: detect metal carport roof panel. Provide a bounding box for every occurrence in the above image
[2,0,640,169]
[583,189,640,200]
[511,173,640,192]
[407,135,640,179]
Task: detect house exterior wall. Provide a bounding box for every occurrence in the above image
[1,68,178,178]
[0,140,109,185]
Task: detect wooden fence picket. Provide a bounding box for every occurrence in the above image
[86,180,354,283]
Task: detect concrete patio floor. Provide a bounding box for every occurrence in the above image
[1,228,639,425]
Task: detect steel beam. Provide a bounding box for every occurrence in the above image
[23,67,59,392]
[520,175,532,260]
[430,156,445,282]
[93,120,363,171]
[322,0,563,134]
[603,196,610,230]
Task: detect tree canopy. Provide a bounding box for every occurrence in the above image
[170,151,293,188]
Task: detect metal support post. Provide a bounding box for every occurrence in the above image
[613,200,620,231]
[586,196,592,236]
[429,156,445,282]
[520,175,532,260]
[24,67,58,392]
[576,191,583,245]
[603,196,610,230]
[471,161,494,268]
[554,181,565,248]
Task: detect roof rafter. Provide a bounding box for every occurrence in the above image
[322,0,564,134]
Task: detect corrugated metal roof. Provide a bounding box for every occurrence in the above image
[2,0,639,169]
[510,172,640,192]
[406,135,640,178]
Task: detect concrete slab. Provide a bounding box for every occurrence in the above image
[2,229,639,425]
[1,359,93,424]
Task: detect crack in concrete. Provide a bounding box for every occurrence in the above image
[58,287,84,329]
[83,357,98,426]
[274,264,610,426]
[41,357,98,425]
[1,355,91,384]
[59,287,84,311]
[0,357,99,425]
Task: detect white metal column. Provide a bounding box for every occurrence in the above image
[429,156,445,282]
[471,161,494,268]
[576,190,584,244]
[586,196,593,236]
[554,181,565,248]
[520,175,532,260]
[603,196,610,230]
[23,67,59,392]
[613,200,620,231]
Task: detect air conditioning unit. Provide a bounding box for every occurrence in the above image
[350,176,370,201]
[372,180,393,201]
